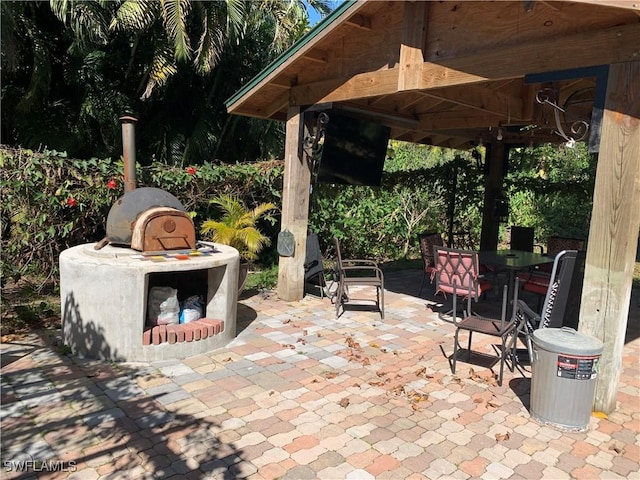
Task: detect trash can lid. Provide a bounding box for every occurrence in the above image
[532,327,604,356]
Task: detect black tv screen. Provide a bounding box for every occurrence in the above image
[316,111,390,186]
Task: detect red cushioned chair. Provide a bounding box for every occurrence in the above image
[433,246,492,318]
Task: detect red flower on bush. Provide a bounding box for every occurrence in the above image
[107,179,117,189]
[186,166,197,175]
[67,197,77,207]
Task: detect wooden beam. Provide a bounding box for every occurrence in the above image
[422,23,639,88]
[418,110,502,130]
[424,84,525,120]
[291,69,399,106]
[571,0,640,14]
[345,13,372,30]
[290,22,639,106]
[480,142,507,251]
[277,107,312,301]
[302,49,328,64]
[579,60,640,414]
[398,1,427,92]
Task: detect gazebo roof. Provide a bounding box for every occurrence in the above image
[226,0,639,150]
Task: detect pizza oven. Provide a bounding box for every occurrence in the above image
[103,187,196,253]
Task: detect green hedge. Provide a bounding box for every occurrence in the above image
[0,146,284,284]
[1,144,594,288]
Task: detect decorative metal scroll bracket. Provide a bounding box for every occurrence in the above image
[303,112,330,158]
[536,87,589,148]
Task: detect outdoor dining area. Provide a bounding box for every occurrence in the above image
[333,227,588,389]
[2,257,638,479]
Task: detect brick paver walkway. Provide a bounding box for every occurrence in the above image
[2,270,639,479]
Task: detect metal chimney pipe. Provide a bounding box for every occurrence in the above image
[120,116,138,192]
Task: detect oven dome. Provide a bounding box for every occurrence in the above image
[106,187,186,246]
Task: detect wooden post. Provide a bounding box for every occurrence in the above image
[479,142,507,251]
[277,106,312,301]
[579,61,640,413]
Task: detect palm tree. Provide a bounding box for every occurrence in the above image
[4,0,334,162]
[201,194,277,262]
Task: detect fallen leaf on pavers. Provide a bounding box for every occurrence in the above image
[408,391,429,403]
[452,377,462,384]
[1,334,22,343]
[487,400,500,408]
[222,357,233,362]
[380,348,388,353]
[368,380,387,387]
[370,342,380,349]
[473,397,484,404]
[415,367,427,377]
[391,385,405,396]
[346,336,361,349]
[282,343,296,349]
[296,338,307,345]
[339,397,350,408]
[593,411,608,419]
[302,329,308,336]
[282,319,292,324]
[325,372,338,379]
[376,370,388,377]
[269,390,275,396]
[495,432,510,442]
[608,442,624,454]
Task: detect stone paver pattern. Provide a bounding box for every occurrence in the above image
[1,270,639,479]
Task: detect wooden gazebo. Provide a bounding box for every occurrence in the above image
[226,0,640,413]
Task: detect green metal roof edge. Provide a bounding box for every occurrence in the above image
[224,0,357,111]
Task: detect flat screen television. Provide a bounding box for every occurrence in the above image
[316,111,390,186]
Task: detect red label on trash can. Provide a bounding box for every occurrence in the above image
[556,355,599,380]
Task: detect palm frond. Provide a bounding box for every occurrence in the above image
[141,44,177,100]
[110,0,158,31]
[161,0,192,62]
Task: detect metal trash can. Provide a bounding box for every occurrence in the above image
[530,327,603,432]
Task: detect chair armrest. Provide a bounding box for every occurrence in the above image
[514,299,541,323]
[342,265,384,279]
[343,259,380,267]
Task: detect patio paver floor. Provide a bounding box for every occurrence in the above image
[1,269,639,479]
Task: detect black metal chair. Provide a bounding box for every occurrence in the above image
[333,237,384,320]
[513,250,581,364]
[417,232,445,297]
[304,233,326,298]
[450,282,518,386]
[510,226,543,253]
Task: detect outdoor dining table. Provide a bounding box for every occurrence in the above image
[479,249,554,302]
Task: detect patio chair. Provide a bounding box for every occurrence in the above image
[513,249,580,364]
[519,236,585,299]
[304,232,326,298]
[450,282,518,386]
[510,226,543,253]
[433,246,492,316]
[333,237,384,320]
[417,232,445,297]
